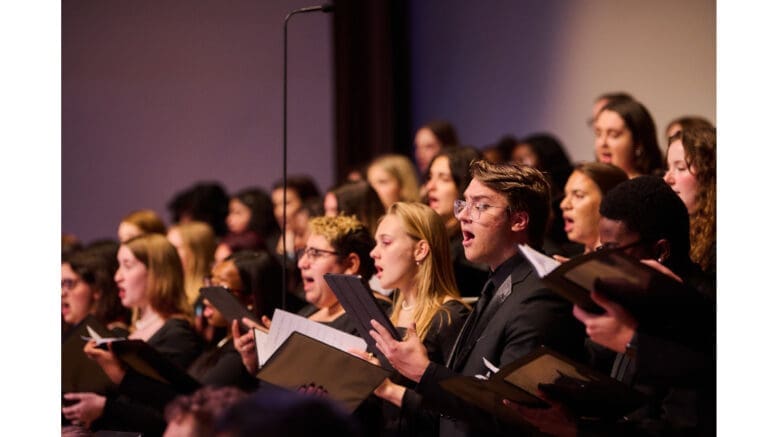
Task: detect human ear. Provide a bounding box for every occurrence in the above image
[414,240,430,264]
[342,253,361,275]
[653,239,671,264]
[510,211,529,233]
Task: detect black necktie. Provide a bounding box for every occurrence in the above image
[448,280,495,368]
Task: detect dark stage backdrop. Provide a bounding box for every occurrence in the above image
[63,0,335,242]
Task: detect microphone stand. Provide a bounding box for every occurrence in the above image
[281,4,334,310]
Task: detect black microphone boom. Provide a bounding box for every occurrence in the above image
[280,4,334,310]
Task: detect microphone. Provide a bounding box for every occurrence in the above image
[280,3,334,310]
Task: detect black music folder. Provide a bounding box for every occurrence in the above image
[323,273,400,368]
[256,332,392,413]
[200,286,261,328]
[440,346,645,421]
[110,340,201,394]
[518,244,706,323]
[62,315,116,394]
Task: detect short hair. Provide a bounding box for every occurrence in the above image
[421,120,460,148]
[167,182,230,237]
[165,386,247,437]
[120,209,167,236]
[64,242,129,327]
[233,187,280,240]
[427,146,482,197]
[469,160,551,248]
[228,250,283,317]
[573,162,628,197]
[600,99,664,176]
[599,176,691,272]
[124,233,190,321]
[369,154,421,203]
[308,215,376,279]
[328,180,384,235]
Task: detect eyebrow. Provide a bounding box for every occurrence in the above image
[464,194,494,203]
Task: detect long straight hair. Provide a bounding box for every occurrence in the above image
[384,202,465,340]
[124,234,191,327]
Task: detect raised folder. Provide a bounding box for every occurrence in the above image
[256,331,392,413]
[323,273,400,369]
[200,286,261,329]
[517,244,707,325]
[440,346,645,422]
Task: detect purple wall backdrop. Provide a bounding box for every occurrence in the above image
[63,1,335,243]
[63,0,714,243]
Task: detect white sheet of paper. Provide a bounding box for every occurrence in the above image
[258,309,367,367]
[517,244,560,278]
[80,325,125,346]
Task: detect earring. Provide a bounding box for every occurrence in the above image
[635,146,643,157]
[415,260,420,266]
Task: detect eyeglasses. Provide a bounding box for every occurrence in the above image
[453,199,511,221]
[296,246,339,261]
[61,278,81,291]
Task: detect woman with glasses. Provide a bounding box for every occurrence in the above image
[61,241,130,336]
[366,202,470,436]
[232,214,387,375]
[424,147,489,297]
[559,162,628,254]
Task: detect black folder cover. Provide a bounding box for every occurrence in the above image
[256,331,391,413]
[110,340,201,394]
[323,273,400,368]
[62,315,116,394]
[440,346,644,420]
[520,245,706,323]
[200,286,260,328]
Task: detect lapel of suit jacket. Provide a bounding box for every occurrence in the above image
[450,255,534,371]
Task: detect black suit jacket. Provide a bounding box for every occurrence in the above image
[415,252,585,437]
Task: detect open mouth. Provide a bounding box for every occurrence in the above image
[374,265,384,278]
[62,301,70,315]
[598,152,612,163]
[563,216,574,233]
[461,229,475,247]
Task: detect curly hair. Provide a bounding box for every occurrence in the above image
[308,215,376,279]
[672,126,716,272]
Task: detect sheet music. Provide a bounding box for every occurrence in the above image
[80,325,125,346]
[258,309,367,367]
[517,244,560,278]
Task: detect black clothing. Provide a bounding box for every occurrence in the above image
[413,252,586,436]
[448,233,489,298]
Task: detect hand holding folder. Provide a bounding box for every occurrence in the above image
[257,332,391,413]
[440,346,645,422]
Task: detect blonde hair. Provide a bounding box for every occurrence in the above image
[121,209,167,235]
[307,215,377,278]
[124,234,191,326]
[370,154,421,203]
[384,202,466,340]
[169,221,216,305]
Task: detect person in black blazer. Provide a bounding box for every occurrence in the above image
[369,160,585,436]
